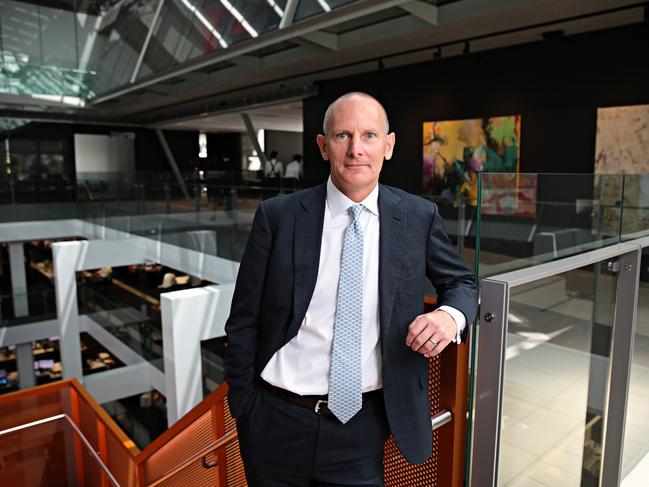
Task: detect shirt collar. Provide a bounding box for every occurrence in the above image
[326,176,379,218]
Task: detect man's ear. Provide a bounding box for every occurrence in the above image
[384,132,396,160]
[316,134,329,161]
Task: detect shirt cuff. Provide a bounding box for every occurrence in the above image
[437,305,466,344]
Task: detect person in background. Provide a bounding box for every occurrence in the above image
[264,150,283,179]
[284,154,303,181]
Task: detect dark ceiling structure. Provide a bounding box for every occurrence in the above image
[0,0,646,129]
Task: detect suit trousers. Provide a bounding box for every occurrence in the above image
[236,384,390,486]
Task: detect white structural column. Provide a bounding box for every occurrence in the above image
[161,283,235,425]
[9,242,36,389]
[52,241,85,380]
[9,242,29,316]
[15,342,35,389]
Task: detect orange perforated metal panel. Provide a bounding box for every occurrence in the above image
[156,455,220,487]
[384,356,442,487]
[144,410,215,483]
[104,428,139,487]
[223,401,247,487]
[0,385,64,430]
[0,380,140,487]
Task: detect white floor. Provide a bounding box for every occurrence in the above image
[495,273,649,487]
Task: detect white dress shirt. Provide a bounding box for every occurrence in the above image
[261,178,465,395]
[264,158,283,177]
[284,160,303,179]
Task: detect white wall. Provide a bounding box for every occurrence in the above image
[74,133,135,182]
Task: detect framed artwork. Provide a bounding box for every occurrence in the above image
[422,115,523,211]
[594,104,649,236]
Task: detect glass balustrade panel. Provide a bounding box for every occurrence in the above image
[476,173,624,280]
[497,260,618,486]
[0,289,57,327]
[620,174,649,241]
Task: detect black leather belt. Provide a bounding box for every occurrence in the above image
[262,381,381,416]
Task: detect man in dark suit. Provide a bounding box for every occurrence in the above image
[225,92,478,486]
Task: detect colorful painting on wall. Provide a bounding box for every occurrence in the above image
[594,104,649,236]
[422,115,529,215]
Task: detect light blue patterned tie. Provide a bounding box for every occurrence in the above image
[329,204,364,424]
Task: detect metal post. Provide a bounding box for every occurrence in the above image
[116,180,122,214]
[141,183,147,215]
[155,129,190,200]
[470,279,509,487]
[164,184,171,214]
[228,187,237,211]
[599,247,641,486]
[458,196,465,257]
[194,185,201,212]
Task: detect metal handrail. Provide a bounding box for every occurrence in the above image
[0,413,121,487]
[431,409,452,430]
[147,428,238,487]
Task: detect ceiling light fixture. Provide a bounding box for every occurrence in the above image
[219,0,259,38]
[266,0,284,17]
[179,0,229,48]
[317,0,332,13]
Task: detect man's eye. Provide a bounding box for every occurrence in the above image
[366,132,376,139]
[335,133,347,140]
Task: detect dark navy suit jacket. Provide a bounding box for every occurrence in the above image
[225,182,478,464]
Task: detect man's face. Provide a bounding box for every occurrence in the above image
[316,96,395,201]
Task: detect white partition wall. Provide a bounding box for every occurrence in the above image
[160,284,235,425]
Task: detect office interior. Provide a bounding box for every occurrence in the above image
[0,0,648,486]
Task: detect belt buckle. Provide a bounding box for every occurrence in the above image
[314,399,328,414]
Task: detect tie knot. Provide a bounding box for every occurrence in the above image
[350,204,364,222]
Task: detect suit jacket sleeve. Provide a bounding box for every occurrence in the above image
[225,202,272,418]
[426,203,478,338]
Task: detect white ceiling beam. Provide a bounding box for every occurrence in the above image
[399,1,438,27]
[299,30,339,50]
[280,0,299,28]
[131,0,166,83]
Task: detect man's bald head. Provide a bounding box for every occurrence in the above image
[322,92,390,136]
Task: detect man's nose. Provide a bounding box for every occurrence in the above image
[347,134,364,156]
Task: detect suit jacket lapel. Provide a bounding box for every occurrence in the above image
[378,185,404,345]
[290,183,327,338]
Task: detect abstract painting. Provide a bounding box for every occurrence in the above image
[594,104,649,236]
[422,115,523,212]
